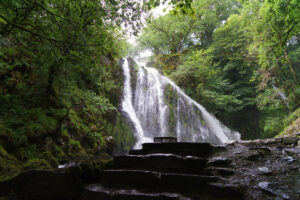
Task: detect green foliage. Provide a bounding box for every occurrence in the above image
[69,139,81,147]
[138,13,196,54]
[0,0,139,175]
[284,108,300,127]
[138,0,239,54]
[24,144,37,159]
[262,117,284,138]
[277,107,300,136]
[144,0,194,15]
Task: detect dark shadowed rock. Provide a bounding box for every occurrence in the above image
[14,170,81,200]
[207,183,244,199]
[246,150,262,161]
[0,178,14,196]
[283,137,299,146]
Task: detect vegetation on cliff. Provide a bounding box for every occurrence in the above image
[0,0,135,179]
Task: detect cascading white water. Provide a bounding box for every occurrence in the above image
[121,52,240,149]
[121,58,144,149]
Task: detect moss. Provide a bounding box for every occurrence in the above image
[67,139,88,159]
[278,117,300,137]
[277,108,300,137]
[41,151,59,168]
[69,139,81,147]
[52,145,68,163]
[104,114,135,153]
[25,108,59,138]
[0,147,22,181]
[0,146,14,160]
[23,158,52,170]
[164,85,177,137]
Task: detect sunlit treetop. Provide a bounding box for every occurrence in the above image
[144,0,194,15]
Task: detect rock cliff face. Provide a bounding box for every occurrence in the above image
[1,135,299,200]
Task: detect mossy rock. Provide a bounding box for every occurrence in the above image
[0,157,22,181]
[73,158,113,183]
[104,115,135,153]
[24,158,52,170]
[67,140,88,159]
[278,117,300,137]
[41,151,59,168]
[52,145,68,163]
[0,146,22,181]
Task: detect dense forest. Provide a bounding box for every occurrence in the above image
[0,0,299,181]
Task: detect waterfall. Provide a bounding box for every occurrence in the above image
[121,53,240,149]
[121,58,144,149]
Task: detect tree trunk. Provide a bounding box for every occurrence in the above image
[284,50,297,81]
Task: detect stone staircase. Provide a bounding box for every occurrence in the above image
[80,142,244,200]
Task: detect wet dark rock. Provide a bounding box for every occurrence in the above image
[283,137,299,146]
[258,167,272,175]
[208,157,232,167]
[284,147,300,155]
[258,182,290,199]
[0,178,14,196]
[207,183,244,199]
[283,156,296,163]
[249,147,271,155]
[246,150,262,161]
[241,137,296,148]
[9,170,81,200]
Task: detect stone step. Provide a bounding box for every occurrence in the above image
[81,184,190,200]
[113,154,207,174]
[130,142,222,157]
[101,169,219,192]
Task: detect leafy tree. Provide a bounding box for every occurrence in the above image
[0,0,141,171]
[138,13,196,54]
[138,0,239,54]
